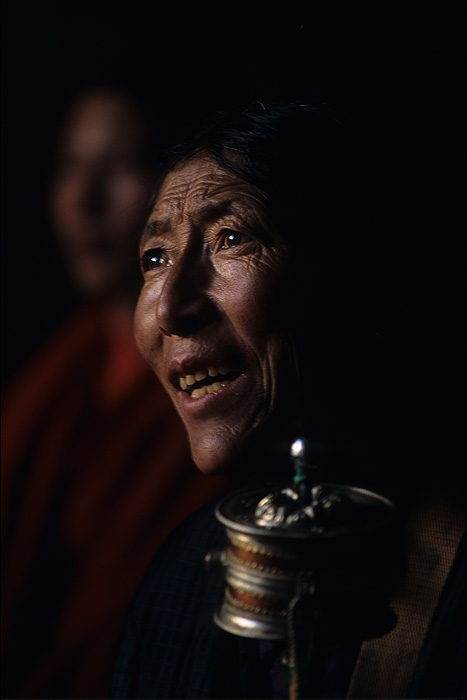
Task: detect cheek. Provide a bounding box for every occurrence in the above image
[218,261,285,340]
[218,260,294,398]
[134,289,160,367]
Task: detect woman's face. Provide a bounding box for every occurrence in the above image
[134,155,292,474]
[49,91,151,297]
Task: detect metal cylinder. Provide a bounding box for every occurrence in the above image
[209,483,398,641]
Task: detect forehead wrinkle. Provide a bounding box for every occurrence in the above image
[143,158,268,247]
[156,155,259,216]
[160,162,230,209]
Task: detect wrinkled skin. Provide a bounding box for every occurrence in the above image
[49,90,152,298]
[134,155,294,474]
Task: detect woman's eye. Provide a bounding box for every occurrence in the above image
[141,248,173,272]
[219,229,251,249]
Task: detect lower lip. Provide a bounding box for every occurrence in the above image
[177,374,247,418]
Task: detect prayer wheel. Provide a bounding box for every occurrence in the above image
[205,439,401,698]
[210,482,398,640]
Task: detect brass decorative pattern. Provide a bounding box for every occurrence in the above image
[225,587,287,618]
[226,548,310,578]
[227,533,299,560]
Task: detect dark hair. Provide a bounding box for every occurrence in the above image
[154,99,380,241]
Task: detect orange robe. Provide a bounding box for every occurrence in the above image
[1,304,231,698]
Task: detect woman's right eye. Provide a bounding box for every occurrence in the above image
[141,249,174,272]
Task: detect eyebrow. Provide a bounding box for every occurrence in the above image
[140,200,250,245]
[142,219,164,239]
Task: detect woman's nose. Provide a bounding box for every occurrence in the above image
[156,253,218,338]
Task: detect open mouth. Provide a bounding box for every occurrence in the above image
[178,366,241,399]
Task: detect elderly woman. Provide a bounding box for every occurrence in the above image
[112,101,465,698]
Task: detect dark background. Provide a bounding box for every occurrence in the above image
[2,2,465,468]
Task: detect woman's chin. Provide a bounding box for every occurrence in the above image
[188,418,270,477]
[190,436,243,476]
[188,412,293,479]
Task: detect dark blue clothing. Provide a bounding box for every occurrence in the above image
[111,500,277,699]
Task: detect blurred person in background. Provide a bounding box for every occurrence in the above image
[1,87,231,699]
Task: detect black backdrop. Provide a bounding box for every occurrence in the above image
[2,2,465,471]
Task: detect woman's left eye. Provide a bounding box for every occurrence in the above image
[219,229,251,249]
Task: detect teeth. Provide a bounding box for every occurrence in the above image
[191,382,224,399]
[178,366,234,395]
[207,382,223,394]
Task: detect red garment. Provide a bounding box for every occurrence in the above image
[1,304,231,698]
